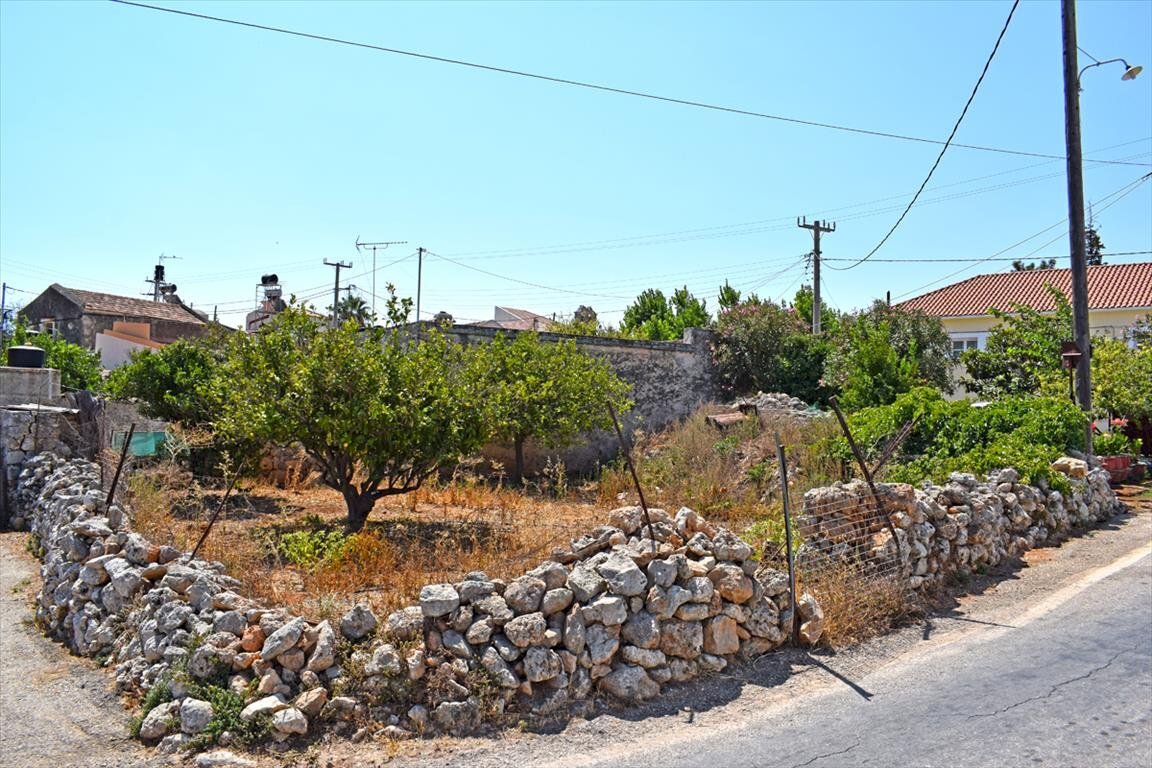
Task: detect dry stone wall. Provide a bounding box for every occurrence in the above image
[797,458,1122,588]
[15,452,814,753]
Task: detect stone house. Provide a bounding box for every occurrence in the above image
[18,283,209,368]
[896,262,1152,358]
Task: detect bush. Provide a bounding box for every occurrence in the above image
[278,529,349,570]
[1094,430,1140,456]
[841,388,1085,490]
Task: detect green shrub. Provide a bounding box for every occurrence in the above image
[842,389,1085,491]
[278,529,349,569]
[1094,430,1140,456]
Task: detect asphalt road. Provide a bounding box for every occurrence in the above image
[599,546,1152,768]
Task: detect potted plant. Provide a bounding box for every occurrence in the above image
[1094,426,1139,482]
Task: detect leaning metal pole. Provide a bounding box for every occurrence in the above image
[1061,0,1094,454]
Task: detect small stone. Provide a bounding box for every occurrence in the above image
[481,647,520,688]
[305,620,336,671]
[524,647,564,682]
[596,551,648,596]
[138,702,176,741]
[213,610,247,637]
[365,643,403,676]
[563,606,586,655]
[406,648,427,680]
[441,630,473,659]
[708,564,754,603]
[527,561,570,590]
[465,617,494,644]
[272,707,308,735]
[582,594,628,626]
[472,594,514,624]
[621,610,661,649]
[194,750,258,768]
[340,603,379,639]
[620,645,666,668]
[660,619,703,659]
[567,564,607,603]
[711,529,753,561]
[240,694,288,721]
[278,648,306,672]
[647,558,678,589]
[294,687,328,719]
[702,615,740,656]
[586,623,620,665]
[240,625,265,653]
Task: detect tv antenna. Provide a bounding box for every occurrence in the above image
[355,237,408,317]
[145,253,182,301]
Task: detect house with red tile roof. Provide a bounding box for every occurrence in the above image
[896,262,1152,358]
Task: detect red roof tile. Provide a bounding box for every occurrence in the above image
[896,263,1152,317]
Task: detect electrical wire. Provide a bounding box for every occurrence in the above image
[831,0,1021,272]
[107,0,1148,168]
[891,172,1151,300]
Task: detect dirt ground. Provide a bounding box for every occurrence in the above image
[0,532,166,768]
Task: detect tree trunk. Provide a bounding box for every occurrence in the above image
[342,488,377,534]
[513,436,525,486]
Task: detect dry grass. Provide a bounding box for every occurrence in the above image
[804,566,918,649]
[125,466,601,624]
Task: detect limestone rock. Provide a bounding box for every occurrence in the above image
[708,564,754,603]
[524,647,564,682]
[504,575,547,614]
[702,615,740,656]
[504,612,547,648]
[272,707,308,735]
[261,617,305,661]
[340,603,379,639]
[599,664,660,701]
[659,619,703,659]
[596,551,648,596]
[382,606,423,641]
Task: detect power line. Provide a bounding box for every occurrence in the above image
[108,0,1148,168]
[425,251,634,300]
[832,0,1021,272]
[891,172,1151,300]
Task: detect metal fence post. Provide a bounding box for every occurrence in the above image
[775,433,800,645]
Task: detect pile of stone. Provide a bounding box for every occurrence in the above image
[15,451,819,752]
[732,392,824,420]
[797,458,1121,589]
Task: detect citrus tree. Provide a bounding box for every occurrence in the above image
[217,307,489,532]
[476,331,632,483]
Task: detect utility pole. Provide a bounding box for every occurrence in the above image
[416,247,425,340]
[797,217,835,333]
[145,253,180,301]
[1,282,8,340]
[354,238,408,317]
[1061,0,1093,453]
[324,259,352,328]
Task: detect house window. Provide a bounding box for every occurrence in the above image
[950,337,978,359]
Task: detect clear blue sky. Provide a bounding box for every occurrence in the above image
[2,0,1149,329]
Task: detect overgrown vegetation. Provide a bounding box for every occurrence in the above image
[838,387,1086,492]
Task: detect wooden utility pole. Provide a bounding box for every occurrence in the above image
[415,247,425,340]
[797,218,835,333]
[324,259,352,328]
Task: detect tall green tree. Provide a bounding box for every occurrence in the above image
[791,284,841,334]
[331,294,376,328]
[476,331,632,483]
[217,306,488,532]
[712,298,833,404]
[1092,336,1152,421]
[823,301,951,409]
[621,286,710,341]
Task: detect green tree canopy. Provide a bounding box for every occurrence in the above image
[961,286,1072,399]
[823,301,952,409]
[105,339,223,425]
[217,306,489,532]
[476,331,632,483]
[621,286,710,341]
[712,298,833,405]
[1092,336,1152,421]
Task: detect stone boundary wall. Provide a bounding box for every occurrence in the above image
[797,459,1122,588]
[446,326,720,474]
[15,452,812,753]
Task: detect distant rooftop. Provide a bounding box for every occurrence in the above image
[896,262,1152,317]
[50,284,206,325]
[471,306,554,331]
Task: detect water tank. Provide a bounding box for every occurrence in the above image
[7,345,46,368]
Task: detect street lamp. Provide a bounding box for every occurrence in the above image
[1060,0,1142,455]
